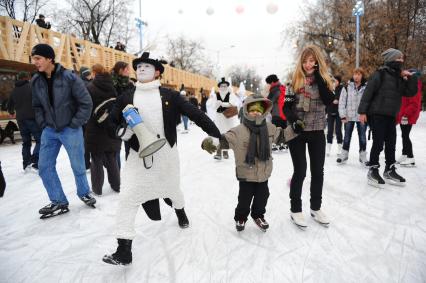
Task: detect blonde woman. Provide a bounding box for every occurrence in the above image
[283,45,334,229]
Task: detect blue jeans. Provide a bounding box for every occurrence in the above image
[182,115,189,130]
[342,121,367,152]
[17,119,42,169]
[39,127,90,205]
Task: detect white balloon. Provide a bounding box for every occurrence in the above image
[178,9,183,14]
[235,5,244,14]
[206,7,214,15]
[266,3,279,14]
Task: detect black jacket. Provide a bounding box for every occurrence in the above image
[358,66,418,117]
[85,74,121,153]
[8,80,36,120]
[326,85,343,116]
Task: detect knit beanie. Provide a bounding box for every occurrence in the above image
[265,74,279,84]
[381,48,403,63]
[31,44,55,60]
[248,101,265,114]
[79,66,91,78]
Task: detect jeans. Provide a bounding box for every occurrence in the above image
[326,115,342,144]
[17,119,42,169]
[182,115,189,130]
[288,131,325,212]
[369,115,396,169]
[342,121,367,152]
[234,181,269,221]
[400,124,413,158]
[38,127,90,205]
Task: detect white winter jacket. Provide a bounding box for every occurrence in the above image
[338,81,367,122]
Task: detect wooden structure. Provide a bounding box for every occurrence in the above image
[0,16,217,91]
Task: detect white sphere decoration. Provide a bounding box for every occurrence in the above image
[235,5,244,14]
[266,3,278,14]
[206,7,214,15]
[178,9,183,14]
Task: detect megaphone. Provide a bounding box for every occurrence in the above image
[123,105,167,158]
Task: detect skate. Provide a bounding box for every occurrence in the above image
[399,157,415,167]
[103,239,132,265]
[396,155,407,164]
[213,149,222,160]
[253,218,269,232]
[279,143,288,152]
[367,166,385,188]
[223,150,229,159]
[235,220,246,232]
[336,149,348,164]
[39,203,69,219]
[310,209,330,226]
[383,164,406,186]
[79,193,96,208]
[359,151,368,165]
[271,143,279,152]
[291,212,307,229]
[326,143,331,156]
[175,208,189,228]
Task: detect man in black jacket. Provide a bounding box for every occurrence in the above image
[35,15,51,30]
[358,48,417,188]
[8,71,42,172]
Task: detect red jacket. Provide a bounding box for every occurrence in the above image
[396,79,422,125]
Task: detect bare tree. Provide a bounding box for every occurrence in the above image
[226,65,262,91]
[0,0,48,23]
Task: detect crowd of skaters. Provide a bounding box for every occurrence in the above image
[0,42,422,266]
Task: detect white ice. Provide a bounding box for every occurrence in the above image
[1,115,425,283]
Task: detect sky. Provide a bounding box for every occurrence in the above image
[131,0,305,81]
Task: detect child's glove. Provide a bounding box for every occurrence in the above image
[201,137,217,154]
[292,120,305,134]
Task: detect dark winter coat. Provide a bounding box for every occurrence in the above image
[327,85,343,116]
[85,74,121,153]
[35,18,51,29]
[7,80,36,120]
[200,95,208,112]
[32,64,93,131]
[358,66,418,117]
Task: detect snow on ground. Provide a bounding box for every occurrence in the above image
[1,116,426,283]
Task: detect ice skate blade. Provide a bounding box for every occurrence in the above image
[102,255,131,266]
[310,214,330,227]
[384,178,406,187]
[400,164,415,168]
[367,179,385,189]
[40,208,70,219]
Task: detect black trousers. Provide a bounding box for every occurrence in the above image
[0,161,5,197]
[400,124,413,158]
[369,115,396,169]
[288,131,325,213]
[234,181,269,221]
[326,114,343,144]
[271,117,287,129]
[90,151,120,195]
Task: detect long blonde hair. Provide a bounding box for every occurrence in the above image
[292,45,334,93]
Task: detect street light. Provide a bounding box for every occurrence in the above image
[135,17,148,55]
[352,0,364,68]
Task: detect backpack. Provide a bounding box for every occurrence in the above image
[93,97,116,125]
[277,84,286,120]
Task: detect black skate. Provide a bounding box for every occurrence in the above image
[271,144,279,152]
[367,167,385,188]
[253,218,269,232]
[39,203,69,219]
[80,193,96,208]
[279,143,288,152]
[384,164,406,186]
[235,220,246,232]
[175,208,189,228]
[103,239,132,266]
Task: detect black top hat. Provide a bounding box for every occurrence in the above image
[132,52,167,74]
[217,77,230,87]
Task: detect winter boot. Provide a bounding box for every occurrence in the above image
[291,212,307,229]
[102,239,133,265]
[383,164,406,186]
[310,209,330,226]
[326,143,332,156]
[396,155,407,164]
[400,157,415,167]
[336,149,349,164]
[359,151,368,165]
[175,208,189,228]
[367,166,385,188]
[253,217,269,232]
[235,220,246,232]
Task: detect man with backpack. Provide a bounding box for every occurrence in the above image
[266,74,287,151]
[358,48,418,188]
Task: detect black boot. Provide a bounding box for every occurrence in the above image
[175,208,189,228]
[367,166,385,188]
[384,164,406,186]
[103,239,132,265]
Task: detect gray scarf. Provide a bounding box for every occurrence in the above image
[242,117,270,165]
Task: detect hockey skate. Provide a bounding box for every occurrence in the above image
[253,218,269,232]
[367,166,385,188]
[175,208,189,228]
[310,209,330,226]
[39,203,69,219]
[103,239,132,266]
[79,193,96,208]
[291,212,307,229]
[235,220,246,232]
[336,149,348,164]
[383,164,406,186]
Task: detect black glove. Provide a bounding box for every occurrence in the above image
[292,120,305,134]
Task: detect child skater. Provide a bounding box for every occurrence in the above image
[202,95,293,232]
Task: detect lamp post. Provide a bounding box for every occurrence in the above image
[135,0,148,56]
[352,0,364,68]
